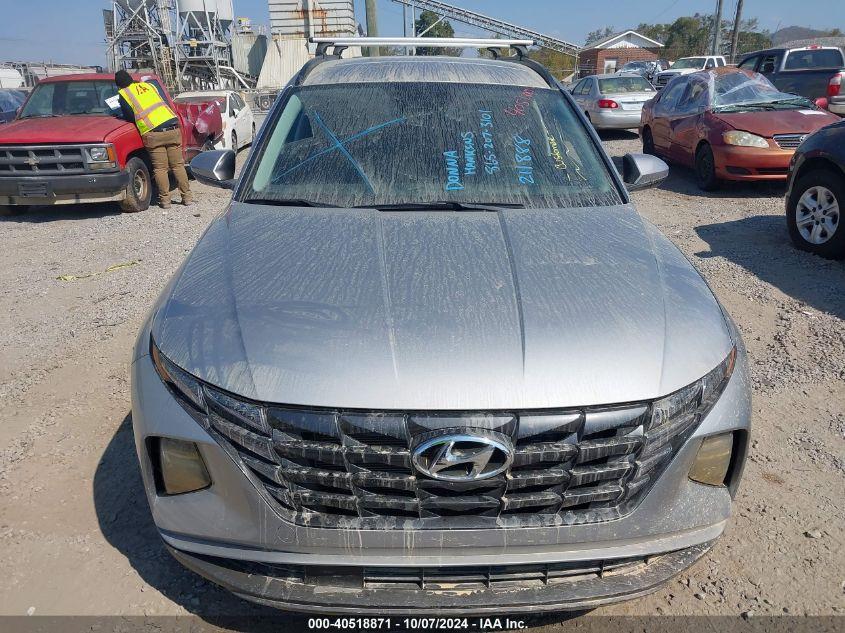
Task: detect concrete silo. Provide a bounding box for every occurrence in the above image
[257,1,359,89]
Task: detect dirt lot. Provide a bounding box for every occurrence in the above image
[0,132,842,626]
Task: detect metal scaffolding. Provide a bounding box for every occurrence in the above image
[390,0,581,56]
[106,0,177,89]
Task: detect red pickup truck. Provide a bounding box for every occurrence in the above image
[0,73,222,215]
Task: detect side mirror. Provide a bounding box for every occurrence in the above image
[622,153,669,191]
[190,149,236,189]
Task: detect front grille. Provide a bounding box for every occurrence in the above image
[175,382,702,530]
[187,551,665,590]
[772,133,807,150]
[0,145,87,176]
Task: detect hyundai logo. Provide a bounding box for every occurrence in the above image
[412,434,513,482]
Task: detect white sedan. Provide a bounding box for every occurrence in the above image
[174,90,255,152]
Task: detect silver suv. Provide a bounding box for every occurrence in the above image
[131,39,750,614]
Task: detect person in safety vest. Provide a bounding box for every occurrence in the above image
[115,70,192,209]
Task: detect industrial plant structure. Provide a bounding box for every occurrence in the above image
[103,0,581,97]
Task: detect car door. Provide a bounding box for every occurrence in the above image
[571,79,590,113]
[233,93,251,144]
[669,76,709,166]
[650,77,687,153]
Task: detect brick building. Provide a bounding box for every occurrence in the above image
[578,30,664,77]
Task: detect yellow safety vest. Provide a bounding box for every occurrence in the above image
[119,82,176,136]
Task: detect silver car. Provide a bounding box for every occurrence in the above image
[570,73,656,130]
[131,48,750,614]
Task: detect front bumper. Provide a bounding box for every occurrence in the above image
[0,170,129,206]
[129,323,750,612]
[168,541,714,614]
[713,144,793,181]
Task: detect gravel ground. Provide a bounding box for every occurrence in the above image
[0,133,842,627]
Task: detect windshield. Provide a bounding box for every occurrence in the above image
[672,58,706,70]
[621,62,648,71]
[19,81,120,118]
[712,71,812,110]
[243,82,621,209]
[599,77,654,93]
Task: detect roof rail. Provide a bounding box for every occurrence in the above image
[310,37,534,58]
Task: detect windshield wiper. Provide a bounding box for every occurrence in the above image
[19,114,60,119]
[246,198,332,207]
[360,201,525,212]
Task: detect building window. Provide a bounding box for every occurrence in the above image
[603,58,618,73]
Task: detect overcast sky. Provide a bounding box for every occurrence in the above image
[0,0,842,67]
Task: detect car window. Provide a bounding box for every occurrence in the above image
[598,77,654,93]
[704,59,716,69]
[676,78,709,114]
[19,80,119,118]
[569,80,584,94]
[244,82,623,209]
[578,80,593,95]
[784,49,845,70]
[716,58,726,67]
[655,78,687,112]
[758,54,780,74]
[737,56,759,70]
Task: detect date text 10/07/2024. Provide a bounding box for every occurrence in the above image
[307,617,529,630]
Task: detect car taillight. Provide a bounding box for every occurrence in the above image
[598,99,619,109]
[828,73,843,97]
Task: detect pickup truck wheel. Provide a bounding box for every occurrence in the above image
[695,143,719,191]
[787,168,844,259]
[0,205,30,217]
[119,157,152,213]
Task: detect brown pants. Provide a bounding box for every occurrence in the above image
[143,127,191,205]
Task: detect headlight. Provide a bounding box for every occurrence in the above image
[689,432,734,486]
[88,146,111,161]
[722,131,769,148]
[151,340,205,412]
[86,145,117,170]
[632,348,737,491]
[154,437,211,495]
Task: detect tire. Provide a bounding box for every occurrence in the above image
[232,131,238,152]
[0,205,30,216]
[694,143,719,191]
[642,127,656,155]
[786,168,845,259]
[119,156,152,213]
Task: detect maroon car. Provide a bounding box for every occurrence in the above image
[640,67,840,190]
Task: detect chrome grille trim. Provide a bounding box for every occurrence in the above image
[176,386,703,530]
[0,144,112,176]
[772,133,807,150]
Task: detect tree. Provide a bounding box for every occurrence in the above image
[584,26,616,46]
[414,10,460,56]
[528,48,577,79]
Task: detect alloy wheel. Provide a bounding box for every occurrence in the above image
[796,185,840,245]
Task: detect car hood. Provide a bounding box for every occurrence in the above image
[151,202,734,410]
[0,115,130,144]
[712,108,840,136]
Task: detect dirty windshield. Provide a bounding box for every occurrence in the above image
[712,72,813,111]
[19,81,120,118]
[244,82,622,209]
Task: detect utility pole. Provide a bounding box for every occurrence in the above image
[729,0,744,63]
[711,0,724,55]
[365,0,381,56]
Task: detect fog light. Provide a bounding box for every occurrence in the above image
[157,437,211,495]
[689,433,733,486]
